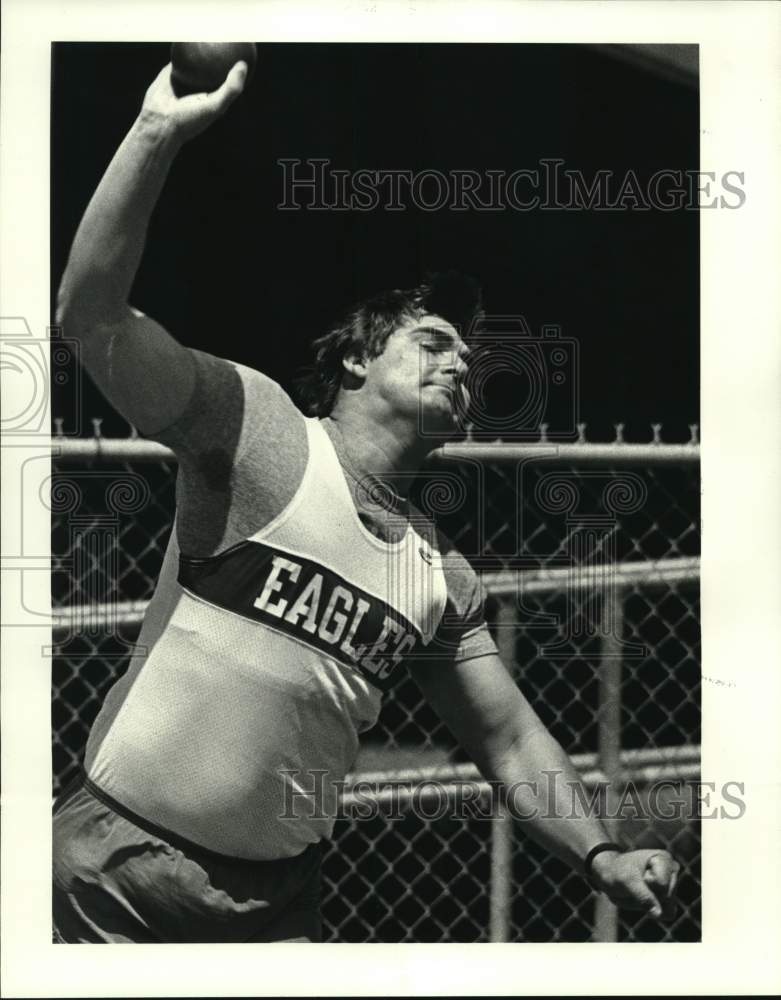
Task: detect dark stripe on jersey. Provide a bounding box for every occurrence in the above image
[178,540,422,691]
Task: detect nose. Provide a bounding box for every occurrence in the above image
[443,345,469,381]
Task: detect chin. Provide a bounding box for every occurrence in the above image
[414,386,470,439]
[418,405,463,441]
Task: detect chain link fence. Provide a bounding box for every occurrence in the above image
[50,427,700,942]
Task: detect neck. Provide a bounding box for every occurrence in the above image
[324,407,438,498]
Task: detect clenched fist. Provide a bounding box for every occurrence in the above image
[590,848,680,919]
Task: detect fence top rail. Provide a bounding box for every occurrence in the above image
[436,442,700,464]
[51,436,700,464]
[52,438,174,462]
[484,556,700,596]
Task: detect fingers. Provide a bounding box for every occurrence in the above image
[644,853,680,896]
[603,851,681,921]
[668,863,679,898]
[643,853,681,921]
[203,61,248,114]
[630,876,664,919]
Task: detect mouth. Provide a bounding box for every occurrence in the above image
[425,379,460,393]
[424,381,471,415]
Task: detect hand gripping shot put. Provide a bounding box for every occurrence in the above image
[52,47,680,944]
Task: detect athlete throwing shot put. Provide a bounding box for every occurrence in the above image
[53,56,679,943]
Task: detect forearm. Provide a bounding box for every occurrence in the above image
[485,725,612,875]
[57,111,181,331]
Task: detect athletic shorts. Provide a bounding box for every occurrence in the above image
[52,776,323,943]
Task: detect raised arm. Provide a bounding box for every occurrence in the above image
[56,60,248,437]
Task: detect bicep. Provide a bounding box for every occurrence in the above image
[79,307,197,438]
[410,653,547,777]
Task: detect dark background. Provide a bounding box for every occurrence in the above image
[51,42,698,441]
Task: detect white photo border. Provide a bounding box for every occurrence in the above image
[2,1,780,995]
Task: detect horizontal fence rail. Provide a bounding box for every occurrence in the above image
[50,435,701,465]
[484,556,699,596]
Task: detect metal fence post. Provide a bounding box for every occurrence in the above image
[593,583,625,942]
[489,809,513,942]
[488,596,518,942]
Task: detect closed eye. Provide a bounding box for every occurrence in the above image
[413,326,470,362]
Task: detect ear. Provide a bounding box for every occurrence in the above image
[342,351,368,379]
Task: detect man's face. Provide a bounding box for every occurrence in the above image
[361,313,471,434]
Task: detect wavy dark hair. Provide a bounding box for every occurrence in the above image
[295,271,483,417]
